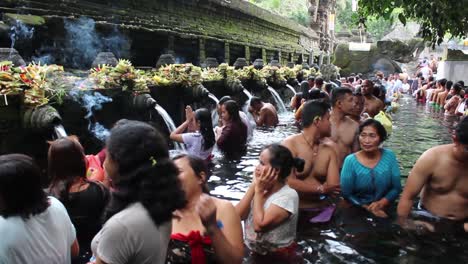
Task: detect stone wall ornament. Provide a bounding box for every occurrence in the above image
[92,52,118,68]
[0,48,26,66]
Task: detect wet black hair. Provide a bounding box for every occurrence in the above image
[218,96,232,105]
[324,83,333,94]
[453,83,463,94]
[445,81,453,90]
[307,88,322,100]
[48,136,88,203]
[455,117,468,145]
[428,76,435,82]
[457,80,464,87]
[437,78,447,87]
[359,119,388,143]
[315,77,324,87]
[104,120,186,225]
[307,75,315,81]
[302,100,331,128]
[0,154,48,219]
[331,87,353,106]
[223,100,243,124]
[195,108,215,150]
[250,96,262,107]
[264,144,304,181]
[300,80,310,95]
[173,154,210,194]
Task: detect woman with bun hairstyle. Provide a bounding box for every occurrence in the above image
[236,144,304,260]
[91,120,186,264]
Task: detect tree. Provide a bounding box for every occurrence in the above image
[248,0,310,27]
[357,0,468,46]
[336,0,394,41]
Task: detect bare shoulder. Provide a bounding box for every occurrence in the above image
[213,198,239,221]
[318,140,336,154]
[344,116,359,128]
[416,144,450,165]
[282,134,300,147]
[213,197,235,212]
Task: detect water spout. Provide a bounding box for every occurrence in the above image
[286,84,297,95]
[155,104,185,150]
[54,124,68,139]
[267,86,287,113]
[208,93,219,104]
[241,89,255,125]
[208,93,220,127]
[242,89,253,100]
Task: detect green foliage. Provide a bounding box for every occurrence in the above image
[357,0,468,46]
[336,0,395,40]
[249,0,309,27]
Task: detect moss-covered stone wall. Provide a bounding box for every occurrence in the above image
[0,0,319,66]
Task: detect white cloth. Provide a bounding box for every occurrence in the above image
[421,66,431,79]
[91,202,171,264]
[426,89,434,101]
[182,132,213,160]
[245,185,299,254]
[0,197,76,264]
[239,111,255,141]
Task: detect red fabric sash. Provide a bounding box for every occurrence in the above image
[171,230,212,264]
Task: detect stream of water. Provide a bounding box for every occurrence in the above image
[209,95,466,263]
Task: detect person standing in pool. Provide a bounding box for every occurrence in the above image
[329,87,360,168]
[282,101,340,210]
[397,117,468,232]
[248,97,279,127]
[215,100,248,159]
[340,119,402,218]
[361,80,384,118]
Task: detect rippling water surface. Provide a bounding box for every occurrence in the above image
[209,95,467,263]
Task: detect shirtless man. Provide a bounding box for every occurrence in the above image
[282,101,340,209]
[444,83,462,116]
[329,88,360,168]
[436,81,452,106]
[361,79,384,118]
[430,78,447,103]
[397,117,468,232]
[248,97,279,127]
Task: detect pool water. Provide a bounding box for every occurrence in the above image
[208,96,467,263]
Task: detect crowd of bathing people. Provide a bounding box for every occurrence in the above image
[1,64,468,264]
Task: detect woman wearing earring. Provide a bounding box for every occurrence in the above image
[171,107,215,162]
[340,119,402,218]
[167,154,243,264]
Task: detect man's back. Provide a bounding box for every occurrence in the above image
[260,103,279,126]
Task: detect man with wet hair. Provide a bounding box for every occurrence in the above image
[282,101,340,209]
[314,77,324,91]
[329,88,360,168]
[361,79,384,118]
[398,117,468,232]
[350,88,366,123]
[436,80,452,107]
[248,96,278,127]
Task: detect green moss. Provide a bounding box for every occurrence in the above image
[4,13,45,26]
